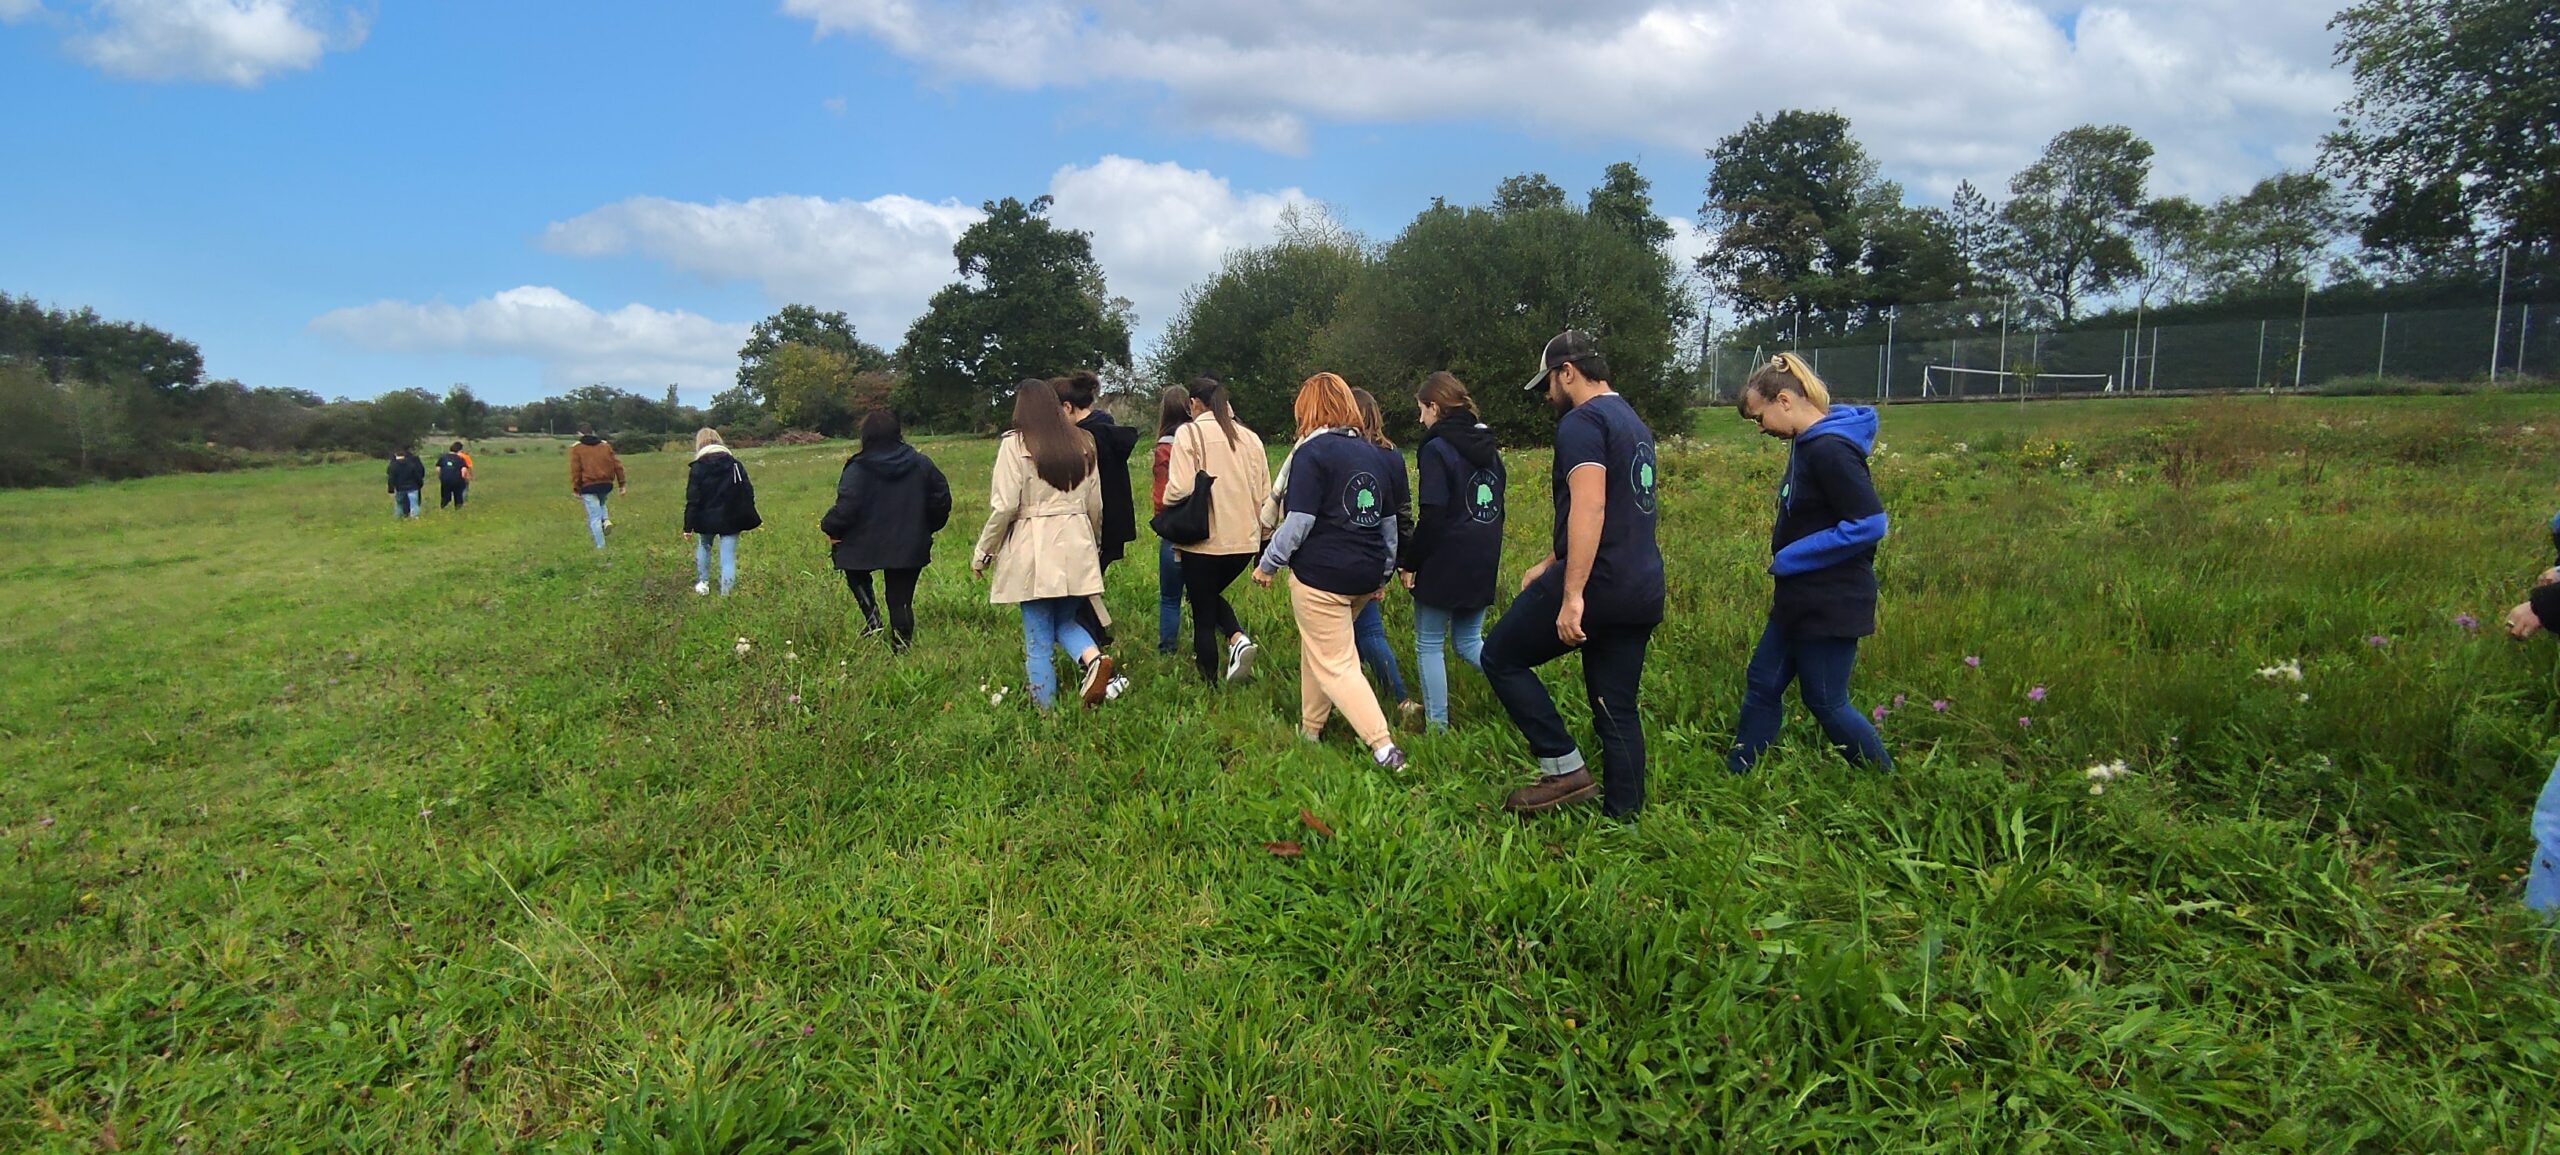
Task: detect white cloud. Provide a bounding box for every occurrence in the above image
[782,0,2347,199]
[541,155,1314,348]
[37,0,367,86]
[310,287,749,395]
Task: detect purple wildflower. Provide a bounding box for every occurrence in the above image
[1893,694,1907,708]
[787,694,802,705]
[2367,635,2391,648]
[1964,655,1982,669]
[1931,699,1950,712]
[1871,705,1888,722]
[2454,614,2479,632]
[2027,685,2048,702]
[2018,716,2033,729]
[39,815,55,829]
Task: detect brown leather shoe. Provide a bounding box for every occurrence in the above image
[1503,768,1598,813]
[1079,655,1116,708]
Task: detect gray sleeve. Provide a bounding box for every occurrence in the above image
[1259,511,1316,573]
[1380,518,1398,580]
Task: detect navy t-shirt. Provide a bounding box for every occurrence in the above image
[1283,430,1395,597]
[1543,392,1664,625]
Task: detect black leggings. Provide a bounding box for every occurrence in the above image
[1180,551,1254,682]
[844,568,922,652]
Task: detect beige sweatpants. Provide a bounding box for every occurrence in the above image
[1289,574,1393,751]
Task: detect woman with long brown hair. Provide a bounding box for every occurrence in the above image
[1253,373,1410,771]
[1402,371,1504,731]
[1164,376,1271,684]
[973,380,1121,710]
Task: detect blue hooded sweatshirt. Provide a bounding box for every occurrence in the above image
[1768,404,1886,639]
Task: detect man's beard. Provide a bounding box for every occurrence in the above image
[1546,386,1573,417]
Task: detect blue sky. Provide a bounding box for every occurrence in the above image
[0,0,2349,404]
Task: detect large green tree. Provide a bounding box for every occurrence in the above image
[2324,0,2559,276]
[734,305,890,408]
[2001,125,2155,323]
[1697,111,1877,336]
[2197,172,2356,299]
[1148,206,1368,434]
[1319,169,1692,443]
[897,196,1132,431]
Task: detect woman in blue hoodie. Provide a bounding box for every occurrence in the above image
[1727,353,1891,774]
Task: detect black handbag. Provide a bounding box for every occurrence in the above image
[1152,470,1214,545]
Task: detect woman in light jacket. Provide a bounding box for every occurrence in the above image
[973,381,1121,710]
[1164,377,1271,685]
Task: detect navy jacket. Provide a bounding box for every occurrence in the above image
[1403,415,1504,610]
[684,450,764,537]
[821,443,953,572]
[1769,405,1886,639]
[386,454,425,493]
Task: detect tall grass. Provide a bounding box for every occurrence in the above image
[3,394,2556,1151]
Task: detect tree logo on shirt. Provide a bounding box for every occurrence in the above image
[1466,468,1502,524]
[1630,441,1658,515]
[1343,471,1385,528]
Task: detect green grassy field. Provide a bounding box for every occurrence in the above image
[6,394,2559,1152]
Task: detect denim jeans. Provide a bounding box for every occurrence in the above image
[694,533,738,594]
[1157,539,1186,654]
[2529,754,2560,915]
[1413,602,1487,731]
[392,489,421,518]
[1727,616,1892,775]
[1019,597,1100,709]
[1354,598,1408,702]
[1481,576,1655,818]
[581,492,610,549]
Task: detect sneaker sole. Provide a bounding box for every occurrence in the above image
[1081,657,1117,707]
[1506,779,1600,814]
[1224,641,1258,684]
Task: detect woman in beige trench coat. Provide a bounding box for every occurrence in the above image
[974,380,1122,709]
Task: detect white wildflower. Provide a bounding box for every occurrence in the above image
[735,640,753,656]
[2083,760,2131,783]
[2089,783,2105,796]
[1952,441,1970,453]
[2255,659,2303,683]
[2297,692,2311,704]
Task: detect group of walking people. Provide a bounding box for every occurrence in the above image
[385,441,476,517]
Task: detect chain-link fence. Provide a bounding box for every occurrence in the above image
[1704,300,2558,403]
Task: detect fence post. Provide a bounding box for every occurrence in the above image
[2522,304,2534,377]
[2491,246,2510,383]
[2292,284,2310,390]
[2377,312,2389,378]
[2255,320,2267,387]
[1884,308,1897,401]
[2149,327,2161,391]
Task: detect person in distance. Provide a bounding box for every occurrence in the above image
[386,445,425,519]
[822,409,952,653]
[567,424,626,549]
[434,441,473,511]
[681,427,762,596]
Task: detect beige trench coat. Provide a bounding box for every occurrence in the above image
[1163,415,1271,558]
[972,431,1105,605]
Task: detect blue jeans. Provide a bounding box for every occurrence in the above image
[694,533,738,594]
[392,489,421,518]
[2529,755,2560,914]
[1019,597,1100,710]
[1413,602,1487,731]
[1157,539,1186,654]
[1354,599,1408,702]
[1728,617,1891,774]
[581,492,610,549]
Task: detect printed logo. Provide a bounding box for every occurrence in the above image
[1630,441,1658,515]
[1466,468,1502,524]
[1344,471,1385,528]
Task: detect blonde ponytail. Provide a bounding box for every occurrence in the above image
[1740,351,1832,413]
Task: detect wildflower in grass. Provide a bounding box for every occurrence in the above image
[418,808,432,819]
[787,694,802,705]
[40,815,55,828]
[1871,705,1888,723]
[2028,685,2048,702]
[735,636,753,656]
[2454,613,2479,632]
[2256,660,2304,682]
[2018,716,2033,729]
[2084,760,2129,782]
[2366,635,2391,648]
[2297,692,2311,704]
[1931,699,1950,712]
[1893,694,1907,708]
[1964,655,1981,669]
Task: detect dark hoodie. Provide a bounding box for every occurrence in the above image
[821,442,954,572]
[386,452,425,493]
[685,448,763,537]
[1077,411,1142,564]
[1769,404,1886,639]
[1403,413,1505,609]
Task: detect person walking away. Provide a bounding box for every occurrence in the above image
[1164,377,1271,685]
[435,441,473,510]
[567,424,626,549]
[822,409,952,652]
[1058,372,1141,651]
[1725,353,1893,776]
[1349,387,1420,726]
[682,428,762,595]
[1402,372,1505,732]
[2499,551,2560,915]
[1150,386,1193,656]
[973,381,1120,710]
[387,446,425,519]
[1254,373,1411,772]
[1488,331,1665,819]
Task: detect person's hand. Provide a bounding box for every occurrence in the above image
[1399,571,1415,591]
[1557,592,1587,646]
[825,536,841,547]
[1252,568,1275,588]
[2536,567,2558,588]
[1519,559,1551,593]
[2508,601,2543,639]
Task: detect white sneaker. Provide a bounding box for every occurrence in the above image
[602,518,615,534]
[1104,675,1132,701]
[693,581,710,596]
[1223,635,1259,684]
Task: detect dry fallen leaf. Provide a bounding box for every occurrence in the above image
[1263,841,1302,858]
[1298,809,1334,839]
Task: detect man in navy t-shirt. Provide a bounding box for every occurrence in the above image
[1486,330,1665,818]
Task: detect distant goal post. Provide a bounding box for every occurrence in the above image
[1917,365,2118,398]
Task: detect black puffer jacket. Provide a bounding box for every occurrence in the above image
[1403,414,1505,609]
[1078,411,1142,564]
[386,453,425,493]
[684,450,763,537]
[820,443,953,571]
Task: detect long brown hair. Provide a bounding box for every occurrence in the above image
[1293,373,1363,439]
[1188,376,1240,446]
[1416,371,1474,415]
[1351,387,1394,449]
[1156,385,1193,439]
[1011,378,1093,492]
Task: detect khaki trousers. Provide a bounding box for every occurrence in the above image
[1289,574,1392,751]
